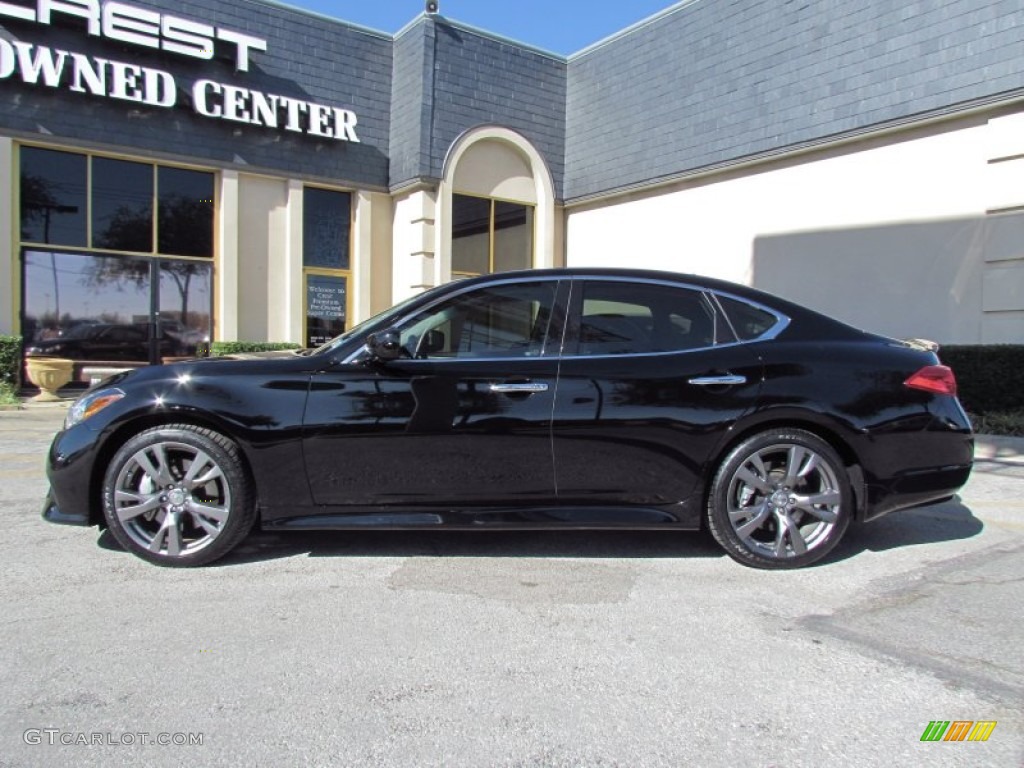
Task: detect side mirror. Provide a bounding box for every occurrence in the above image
[366,329,403,361]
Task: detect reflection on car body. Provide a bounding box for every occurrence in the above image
[43,268,973,569]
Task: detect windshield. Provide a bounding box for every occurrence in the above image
[308,285,447,356]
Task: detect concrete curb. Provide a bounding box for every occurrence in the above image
[973,434,1024,465]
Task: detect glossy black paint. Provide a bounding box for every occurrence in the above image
[44,268,973,541]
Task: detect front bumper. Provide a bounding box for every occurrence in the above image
[42,489,90,526]
[43,423,104,528]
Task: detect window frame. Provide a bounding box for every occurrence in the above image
[451,192,535,279]
[17,142,216,261]
[562,277,791,359]
[301,184,354,348]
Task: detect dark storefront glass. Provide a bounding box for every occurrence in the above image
[158,167,214,258]
[451,194,491,276]
[22,250,152,363]
[19,147,216,374]
[493,201,533,273]
[159,261,212,358]
[23,250,213,365]
[303,188,351,269]
[20,148,87,247]
[92,158,153,253]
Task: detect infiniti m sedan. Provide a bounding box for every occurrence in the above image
[43,269,973,569]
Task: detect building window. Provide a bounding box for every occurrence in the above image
[20,146,214,258]
[19,147,87,247]
[19,145,215,370]
[303,187,352,347]
[451,193,534,278]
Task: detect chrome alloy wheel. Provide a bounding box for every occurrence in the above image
[725,443,842,560]
[112,440,231,558]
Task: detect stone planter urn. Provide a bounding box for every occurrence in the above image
[25,356,75,402]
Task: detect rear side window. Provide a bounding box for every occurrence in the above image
[572,281,719,356]
[716,295,780,341]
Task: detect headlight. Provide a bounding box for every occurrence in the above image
[66,388,125,428]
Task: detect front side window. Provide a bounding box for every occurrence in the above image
[571,281,721,356]
[452,194,534,278]
[395,281,558,360]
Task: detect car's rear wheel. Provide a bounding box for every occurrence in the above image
[707,429,852,569]
[102,424,256,567]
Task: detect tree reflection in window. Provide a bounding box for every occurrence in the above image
[19,148,87,246]
[159,167,213,258]
[92,158,153,253]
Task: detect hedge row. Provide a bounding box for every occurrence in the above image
[940,345,1024,437]
[0,335,20,388]
[939,345,1024,413]
[209,341,303,356]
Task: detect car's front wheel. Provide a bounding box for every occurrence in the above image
[706,429,852,569]
[102,424,256,567]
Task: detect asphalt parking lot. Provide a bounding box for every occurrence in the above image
[0,404,1021,767]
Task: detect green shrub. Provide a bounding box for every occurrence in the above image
[210,341,303,356]
[940,345,1024,436]
[939,345,1024,414]
[0,381,19,406]
[0,335,21,389]
[967,410,1024,438]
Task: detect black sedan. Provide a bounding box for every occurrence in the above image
[43,269,973,569]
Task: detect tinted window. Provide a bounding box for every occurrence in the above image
[303,187,351,269]
[451,195,490,277]
[20,147,87,246]
[159,260,213,355]
[573,281,717,356]
[397,281,558,359]
[716,295,779,341]
[22,250,152,362]
[493,201,532,273]
[158,167,214,257]
[92,158,153,252]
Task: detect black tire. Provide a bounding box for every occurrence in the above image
[706,429,852,569]
[102,424,257,567]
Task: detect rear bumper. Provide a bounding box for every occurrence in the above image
[862,461,973,521]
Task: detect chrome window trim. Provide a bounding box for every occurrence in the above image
[710,288,791,343]
[562,275,789,359]
[341,273,791,365]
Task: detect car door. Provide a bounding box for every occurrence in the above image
[552,277,764,509]
[302,277,567,511]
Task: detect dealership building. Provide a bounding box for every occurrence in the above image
[1,0,1022,369]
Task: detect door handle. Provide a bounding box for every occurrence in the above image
[688,374,747,386]
[490,382,549,394]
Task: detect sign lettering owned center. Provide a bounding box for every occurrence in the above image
[0,0,361,142]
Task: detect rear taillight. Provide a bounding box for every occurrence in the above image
[904,365,957,396]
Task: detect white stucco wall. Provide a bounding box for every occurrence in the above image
[565,112,1024,343]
